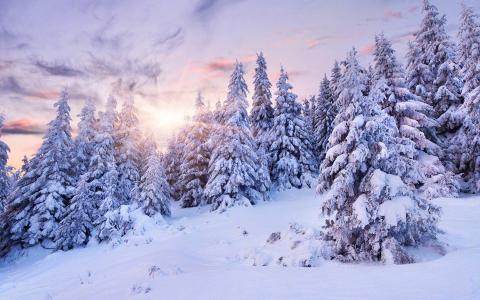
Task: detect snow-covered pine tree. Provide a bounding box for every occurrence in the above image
[329,60,342,112]
[268,67,316,190]
[406,0,463,135]
[54,173,96,250]
[213,100,223,124]
[314,75,336,162]
[0,115,10,213]
[115,97,141,205]
[138,137,171,217]
[164,127,189,201]
[250,52,274,149]
[319,49,440,264]
[204,62,266,211]
[248,53,273,196]
[73,98,97,181]
[302,96,315,144]
[373,33,437,150]
[6,90,74,248]
[450,4,480,192]
[373,33,457,198]
[178,92,211,207]
[92,97,121,241]
[364,64,374,96]
[457,4,480,70]
[309,95,317,130]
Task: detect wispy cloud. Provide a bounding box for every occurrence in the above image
[384,9,403,19]
[307,35,336,49]
[188,55,255,78]
[359,43,375,56]
[2,118,45,135]
[154,27,184,49]
[365,7,417,23]
[91,16,130,52]
[191,0,242,23]
[86,53,162,84]
[31,58,85,77]
[0,26,29,50]
[0,76,60,99]
[0,76,33,97]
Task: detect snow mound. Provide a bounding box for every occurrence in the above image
[245,223,327,267]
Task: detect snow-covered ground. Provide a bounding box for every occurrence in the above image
[1,189,479,300]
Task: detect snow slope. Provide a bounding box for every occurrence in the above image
[1,189,479,300]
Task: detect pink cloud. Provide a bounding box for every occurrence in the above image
[3,118,45,135]
[307,35,335,49]
[187,55,256,79]
[359,43,375,56]
[384,9,403,19]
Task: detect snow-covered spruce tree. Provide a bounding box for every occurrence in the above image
[92,97,122,242]
[406,0,463,137]
[450,4,480,192]
[164,127,189,201]
[54,173,96,250]
[373,33,437,151]
[73,98,97,181]
[329,60,342,112]
[309,95,317,130]
[138,137,171,217]
[373,33,457,198]
[365,64,374,96]
[204,62,267,211]
[248,53,273,196]
[302,96,315,146]
[178,92,211,208]
[268,67,316,190]
[56,97,123,248]
[0,115,10,213]
[213,100,223,124]
[250,52,274,148]
[115,97,141,205]
[314,75,336,162]
[6,90,74,248]
[319,49,440,264]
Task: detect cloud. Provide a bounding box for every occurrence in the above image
[384,9,403,19]
[31,58,85,77]
[0,76,33,97]
[91,16,130,52]
[189,55,255,78]
[0,26,29,50]
[0,76,61,99]
[154,27,183,47]
[192,0,242,22]
[0,60,14,72]
[2,118,45,135]
[365,8,411,23]
[0,24,30,50]
[407,5,419,13]
[359,43,375,56]
[307,35,336,49]
[0,26,16,43]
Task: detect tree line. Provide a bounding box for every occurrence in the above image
[0,1,479,264]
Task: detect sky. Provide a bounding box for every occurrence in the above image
[0,0,478,168]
